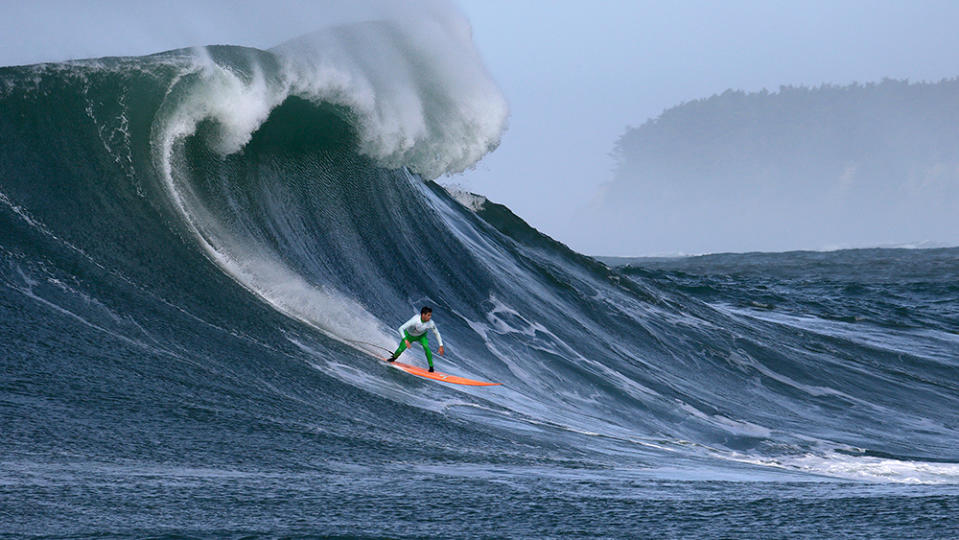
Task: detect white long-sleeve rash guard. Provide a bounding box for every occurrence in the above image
[398,314,444,347]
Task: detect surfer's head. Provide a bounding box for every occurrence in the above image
[420,306,432,321]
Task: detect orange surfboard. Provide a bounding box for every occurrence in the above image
[384,359,501,386]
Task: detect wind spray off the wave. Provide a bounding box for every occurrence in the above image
[151,18,509,356]
[2,4,959,538]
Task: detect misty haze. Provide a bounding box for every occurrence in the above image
[587,78,959,255]
[3,2,959,538]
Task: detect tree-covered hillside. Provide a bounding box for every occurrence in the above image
[598,78,959,254]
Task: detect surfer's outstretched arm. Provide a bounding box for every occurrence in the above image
[431,325,444,355]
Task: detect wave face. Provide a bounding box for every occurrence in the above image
[2,22,959,537]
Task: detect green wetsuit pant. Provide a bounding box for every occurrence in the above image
[393,331,433,368]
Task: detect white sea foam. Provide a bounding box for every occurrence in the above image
[443,185,488,212]
[151,14,507,351]
[735,451,959,484]
[272,17,508,179]
[157,14,507,180]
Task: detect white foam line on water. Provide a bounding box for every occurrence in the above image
[8,278,178,361]
[718,303,959,364]
[726,451,959,484]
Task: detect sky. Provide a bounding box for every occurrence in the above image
[2,1,959,254]
[453,0,959,254]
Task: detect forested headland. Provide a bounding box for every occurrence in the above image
[600,78,959,253]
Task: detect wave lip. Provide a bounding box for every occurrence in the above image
[153,18,508,183]
[146,17,508,347]
[273,20,509,179]
[4,15,959,492]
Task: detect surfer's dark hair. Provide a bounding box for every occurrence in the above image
[421,306,432,315]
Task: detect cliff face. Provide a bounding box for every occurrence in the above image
[601,79,959,254]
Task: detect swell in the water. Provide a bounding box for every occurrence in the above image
[151,20,508,351]
[1,18,958,487]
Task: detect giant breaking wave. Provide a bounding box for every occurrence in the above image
[2,17,958,490]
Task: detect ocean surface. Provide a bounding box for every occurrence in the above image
[2,22,959,539]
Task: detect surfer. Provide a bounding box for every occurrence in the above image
[386,306,445,372]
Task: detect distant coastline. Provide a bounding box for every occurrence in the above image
[586,78,959,255]
[596,243,959,267]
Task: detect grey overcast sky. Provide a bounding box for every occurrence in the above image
[3,1,959,254]
[453,0,959,254]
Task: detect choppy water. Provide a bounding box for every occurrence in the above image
[2,21,957,538]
